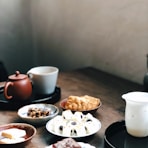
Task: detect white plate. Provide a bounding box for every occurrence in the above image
[46,116,101,138]
[45,142,96,148]
[18,103,59,125]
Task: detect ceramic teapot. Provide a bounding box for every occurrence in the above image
[4,71,32,101]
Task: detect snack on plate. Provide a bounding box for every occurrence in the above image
[51,110,97,137]
[52,138,81,148]
[0,137,25,144]
[0,128,26,144]
[64,95,100,111]
[27,107,50,118]
[1,128,26,139]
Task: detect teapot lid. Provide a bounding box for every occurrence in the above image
[8,71,27,80]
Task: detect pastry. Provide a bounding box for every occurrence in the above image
[64,95,100,111]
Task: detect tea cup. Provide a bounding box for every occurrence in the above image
[27,66,59,95]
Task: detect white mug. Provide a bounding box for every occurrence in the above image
[27,66,59,95]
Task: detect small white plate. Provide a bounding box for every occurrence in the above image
[45,142,96,148]
[46,116,101,138]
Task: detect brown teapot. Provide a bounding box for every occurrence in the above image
[4,71,32,101]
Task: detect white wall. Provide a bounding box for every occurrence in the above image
[0,0,147,84]
[30,1,93,70]
[92,0,148,84]
[31,0,148,84]
[0,0,34,74]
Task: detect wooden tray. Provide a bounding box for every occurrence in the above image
[0,87,61,110]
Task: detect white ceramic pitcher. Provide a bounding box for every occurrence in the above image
[122,91,148,137]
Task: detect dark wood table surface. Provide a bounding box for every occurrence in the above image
[0,67,143,148]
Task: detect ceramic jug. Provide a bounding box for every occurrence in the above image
[122,91,148,137]
[4,71,32,101]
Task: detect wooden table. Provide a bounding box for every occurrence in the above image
[0,67,143,148]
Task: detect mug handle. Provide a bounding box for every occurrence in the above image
[27,72,33,85]
[4,82,13,99]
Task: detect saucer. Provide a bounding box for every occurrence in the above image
[0,87,61,110]
[104,120,148,148]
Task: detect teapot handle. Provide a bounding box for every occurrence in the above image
[4,82,13,99]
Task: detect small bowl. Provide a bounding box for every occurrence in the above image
[60,99,102,114]
[0,123,36,148]
[18,103,59,125]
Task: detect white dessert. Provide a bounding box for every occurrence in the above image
[84,121,95,133]
[0,128,26,144]
[52,110,96,137]
[52,115,66,134]
[73,111,84,121]
[83,113,94,122]
[1,128,26,139]
[62,110,73,120]
[0,137,25,144]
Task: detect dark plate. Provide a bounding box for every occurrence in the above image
[104,120,148,148]
[0,87,61,110]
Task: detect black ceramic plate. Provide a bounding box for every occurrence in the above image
[104,120,148,148]
[0,87,61,110]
